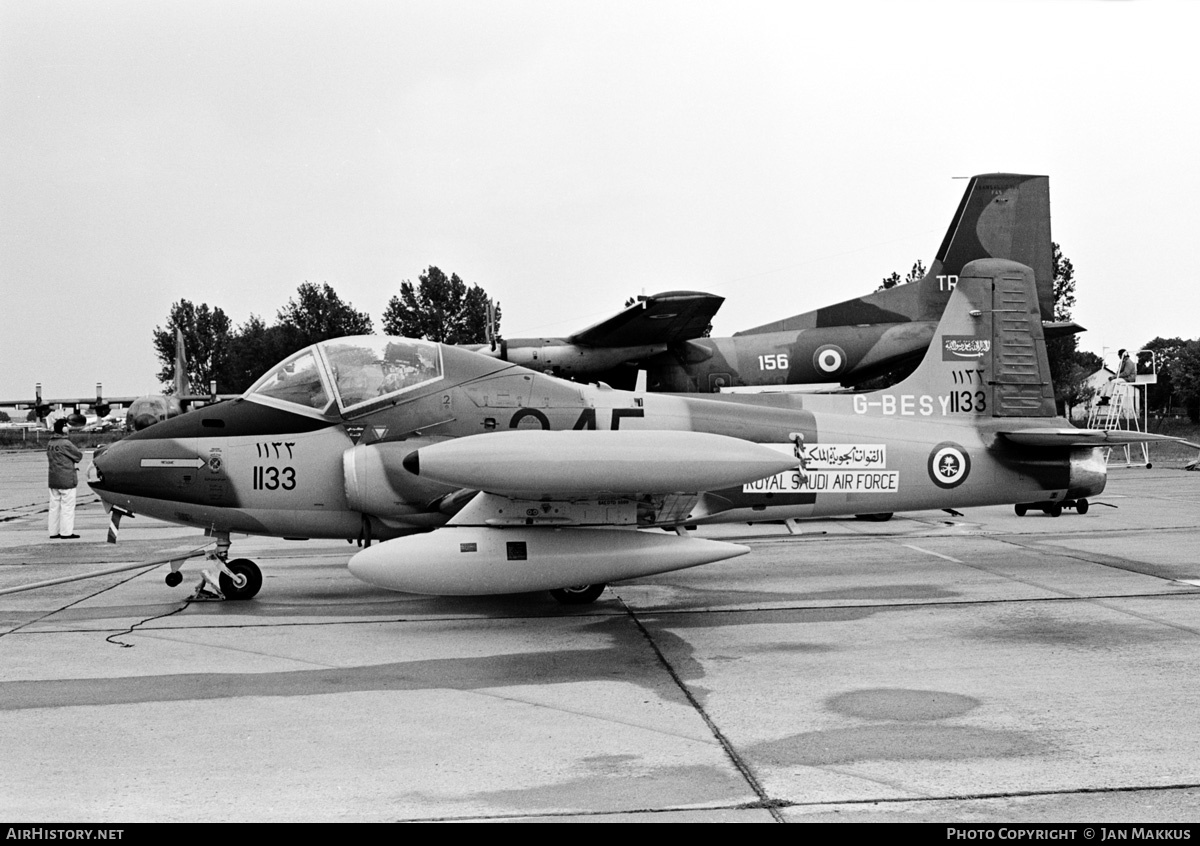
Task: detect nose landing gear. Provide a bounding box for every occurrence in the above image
[161,532,263,600]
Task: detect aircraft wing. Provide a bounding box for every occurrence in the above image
[349,429,796,596]
[177,393,240,406]
[0,394,138,407]
[568,291,724,348]
[998,428,1194,448]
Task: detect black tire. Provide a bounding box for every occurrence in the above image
[1047,504,1063,518]
[165,571,184,587]
[1015,504,1027,517]
[219,558,263,600]
[854,513,894,522]
[550,584,605,605]
[1076,498,1089,515]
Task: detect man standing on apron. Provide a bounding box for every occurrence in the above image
[47,418,83,539]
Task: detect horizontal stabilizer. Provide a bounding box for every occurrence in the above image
[999,428,1189,448]
[404,429,799,497]
[569,291,724,347]
[1043,320,1085,340]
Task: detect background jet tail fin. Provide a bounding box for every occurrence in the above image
[887,258,1058,419]
[738,173,1052,336]
[918,173,1053,322]
[174,327,191,396]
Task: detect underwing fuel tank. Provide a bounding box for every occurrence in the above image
[347,527,750,595]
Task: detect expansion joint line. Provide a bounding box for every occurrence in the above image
[617,597,786,822]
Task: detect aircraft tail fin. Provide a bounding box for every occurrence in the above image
[174,328,191,396]
[486,298,498,351]
[884,258,1057,419]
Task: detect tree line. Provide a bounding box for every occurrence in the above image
[153,267,500,394]
[152,255,1200,424]
[1142,338,1200,423]
[1042,245,1200,423]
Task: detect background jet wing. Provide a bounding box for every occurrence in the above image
[0,394,138,407]
[998,428,1195,448]
[568,291,724,348]
[177,393,240,406]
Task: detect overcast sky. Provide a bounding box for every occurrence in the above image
[3,0,1198,400]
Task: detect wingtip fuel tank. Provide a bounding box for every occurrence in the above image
[404,429,801,497]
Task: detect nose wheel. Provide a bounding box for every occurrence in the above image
[218,558,263,600]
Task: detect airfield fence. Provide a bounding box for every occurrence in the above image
[0,429,125,451]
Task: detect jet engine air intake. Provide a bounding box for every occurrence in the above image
[342,440,457,519]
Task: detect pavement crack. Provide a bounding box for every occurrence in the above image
[617,595,786,823]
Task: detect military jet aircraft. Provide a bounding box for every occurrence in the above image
[476,173,1065,391]
[88,257,1175,605]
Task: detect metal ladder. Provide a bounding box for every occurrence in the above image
[1087,380,1150,468]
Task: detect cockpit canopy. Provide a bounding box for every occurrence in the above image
[246,336,444,417]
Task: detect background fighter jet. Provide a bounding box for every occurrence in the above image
[89,257,1175,605]
[480,173,1065,392]
[644,173,1066,391]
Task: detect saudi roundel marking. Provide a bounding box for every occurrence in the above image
[813,344,845,375]
[927,442,970,488]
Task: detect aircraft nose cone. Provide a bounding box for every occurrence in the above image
[88,439,140,495]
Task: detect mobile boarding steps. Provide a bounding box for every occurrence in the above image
[1087,378,1151,469]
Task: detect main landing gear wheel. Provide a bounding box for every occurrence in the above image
[550,584,605,605]
[1076,498,1090,515]
[1042,504,1064,518]
[1014,504,1028,517]
[218,558,263,600]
